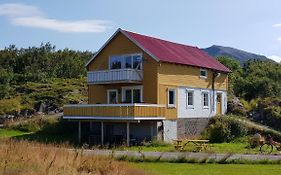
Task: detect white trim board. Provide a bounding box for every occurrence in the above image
[63,116,165,121]
[64,103,165,107]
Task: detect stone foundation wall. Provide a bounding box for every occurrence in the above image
[177,118,210,139]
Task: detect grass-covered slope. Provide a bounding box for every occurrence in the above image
[0,78,87,117]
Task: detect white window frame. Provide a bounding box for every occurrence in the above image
[107,89,118,104]
[121,85,143,103]
[167,88,176,108]
[186,89,194,109]
[202,91,209,109]
[109,53,143,70]
[200,69,208,79]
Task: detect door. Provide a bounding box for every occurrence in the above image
[216,93,222,115]
[107,89,118,104]
[122,86,142,103]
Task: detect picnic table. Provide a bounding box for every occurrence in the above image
[173,139,210,152]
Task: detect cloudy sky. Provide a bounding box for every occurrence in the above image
[0,0,281,62]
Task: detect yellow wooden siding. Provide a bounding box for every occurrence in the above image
[158,63,227,90]
[64,105,165,118]
[158,84,178,120]
[87,31,158,105]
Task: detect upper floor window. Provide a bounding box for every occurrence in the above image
[110,54,142,70]
[168,89,176,108]
[200,69,207,79]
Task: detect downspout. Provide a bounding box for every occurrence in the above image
[211,71,218,114]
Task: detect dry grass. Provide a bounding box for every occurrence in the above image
[0,139,147,175]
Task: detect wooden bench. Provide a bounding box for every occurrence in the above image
[173,139,210,152]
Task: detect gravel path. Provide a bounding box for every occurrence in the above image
[81,149,281,162]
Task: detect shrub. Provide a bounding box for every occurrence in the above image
[256,97,281,131]
[0,98,21,115]
[205,115,248,143]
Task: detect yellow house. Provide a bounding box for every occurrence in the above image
[63,28,231,146]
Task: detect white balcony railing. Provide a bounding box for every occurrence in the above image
[87,69,143,84]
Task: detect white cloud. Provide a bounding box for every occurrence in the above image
[0,3,109,33]
[273,23,281,28]
[0,3,42,17]
[268,55,281,63]
[12,17,109,33]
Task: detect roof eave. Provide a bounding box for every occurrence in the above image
[119,30,160,62]
[85,28,161,68]
[85,28,123,68]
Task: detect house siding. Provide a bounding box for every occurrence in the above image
[177,87,227,118]
[158,63,227,90]
[87,32,158,105]
[157,62,228,120]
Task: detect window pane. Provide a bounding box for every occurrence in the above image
[125,56,132,68]
[110,56,122,69]
[200,70,207,77]
[124,89,132,103]
[188,92,193,106]
[169,90,174,105]
[133,89,141,103]
[203,93,209,106]
[133,55,142,69]
[109,91,117,104]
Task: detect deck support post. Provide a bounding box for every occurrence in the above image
[126,122,130,147]
[101,121,104,146]
[78,121,81,144]
[150,122,154,140]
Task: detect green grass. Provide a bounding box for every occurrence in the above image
[131,162,281,175]
[122,141,279,154]
[0,128,31,138]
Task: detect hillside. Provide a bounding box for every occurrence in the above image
[202,45,270,64]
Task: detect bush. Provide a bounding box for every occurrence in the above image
[256,97,281,131]
[204,115,248,143]
[0,98,21,115]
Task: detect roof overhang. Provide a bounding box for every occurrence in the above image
[85,28,160,68]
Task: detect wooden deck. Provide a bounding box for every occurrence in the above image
[63,103,166,118]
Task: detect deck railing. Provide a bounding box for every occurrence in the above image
[63,103,165,118]
[87,69,143,84]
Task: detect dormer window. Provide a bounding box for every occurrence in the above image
[200,69,207,79]
[110,53,142,70]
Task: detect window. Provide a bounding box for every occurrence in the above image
[110,56,122,69]
[200,69,207,79]
[168,89,176,108]
[202,92,209,108]
[122,86,143,103]
[109,54,142,70]
[107,89,118,104]
[186,90,194,108]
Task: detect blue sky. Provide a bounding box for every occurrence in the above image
[0,0,281,62]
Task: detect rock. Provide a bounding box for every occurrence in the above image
[227,97,247,115]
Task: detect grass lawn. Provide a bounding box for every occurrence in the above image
[131,162,281,175]
[0,128,31,138]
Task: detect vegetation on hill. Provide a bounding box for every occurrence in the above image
[0,43,90,118]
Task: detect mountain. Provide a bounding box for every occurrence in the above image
[202,45,270,64]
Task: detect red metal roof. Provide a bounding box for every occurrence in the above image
[122,30,231,73]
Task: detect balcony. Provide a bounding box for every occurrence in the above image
[87,69,143,85]
[63,103,165,120]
